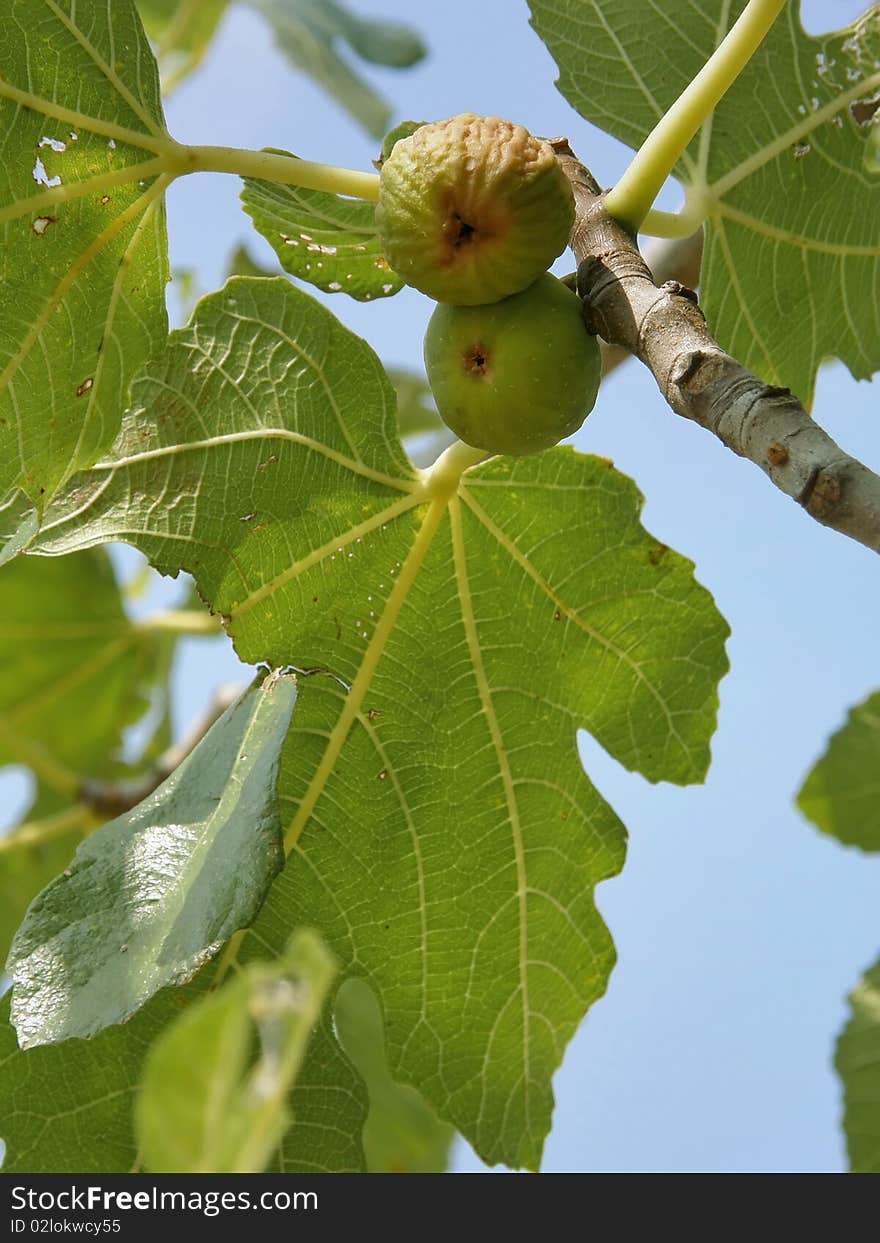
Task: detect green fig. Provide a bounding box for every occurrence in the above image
[377,113,574,306]
[423,273,600,456]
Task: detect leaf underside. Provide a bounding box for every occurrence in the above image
[528,0,880,403]
[16,276,729,1168]
[241,151,403,301]
[0,0,171,513]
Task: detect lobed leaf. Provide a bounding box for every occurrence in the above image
[0,0,172,514]
[797,689,880,852]
[136,929,337,1173]
[241,150,403,301]
[836,957,880,1173]
[26,277,728,1167]
[6,671,297,1048]
[528,0,880,403]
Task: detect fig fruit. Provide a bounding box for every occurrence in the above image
[423,273,600,456]
[376,113,574,305]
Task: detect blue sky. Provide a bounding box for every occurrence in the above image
[5,0,879,1173]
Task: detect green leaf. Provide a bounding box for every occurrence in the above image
[248,0,426,137]
[387,367,444,438]
[797,689,880,852]
[335,978,454,1173]
[241,150,403,301]
[0,548,171,959]
[226,243,280,280]
[0,0,172,515]
[528,1,880,403]
[0,548,159,785]
[0,960,367,1172]
[0,799,90,968]
[836,957,880,1173]
[137,0,230,91]
[27,277,728,1167]
[6,670,297,1048]
[136,929,336,1173]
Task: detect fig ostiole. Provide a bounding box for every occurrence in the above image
[376,113,574,306]
[423,273,601,457]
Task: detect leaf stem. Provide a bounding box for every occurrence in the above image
[640,206,704,240]
[182,145,381,202]
[421,440,489,498]
[0,804,93,853]
[137,609,222,636]
[0,79,177,155]
[603,0,786,231]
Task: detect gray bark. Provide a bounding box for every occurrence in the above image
[555,144,880,555]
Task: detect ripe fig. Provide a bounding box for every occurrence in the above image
[423,273,600,456]
[377,113,574,305]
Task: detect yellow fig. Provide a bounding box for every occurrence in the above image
[377,113,574,306]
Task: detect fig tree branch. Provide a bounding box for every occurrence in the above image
[0,684,246,854]
[599,229,703,377]
[554,144,880,557]
[81,682,244,818]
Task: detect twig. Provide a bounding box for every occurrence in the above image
[0,804,94,854]
[553,143,880,555]
[80,682,244,817]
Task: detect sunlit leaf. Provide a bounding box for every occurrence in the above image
[27,277,728,1167]
[241,151,403,301]
[836,957,880,1173]
[7,671,297,1048]
[797,689,880,852]
[528,0,880,402]
[0,0,173,513]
